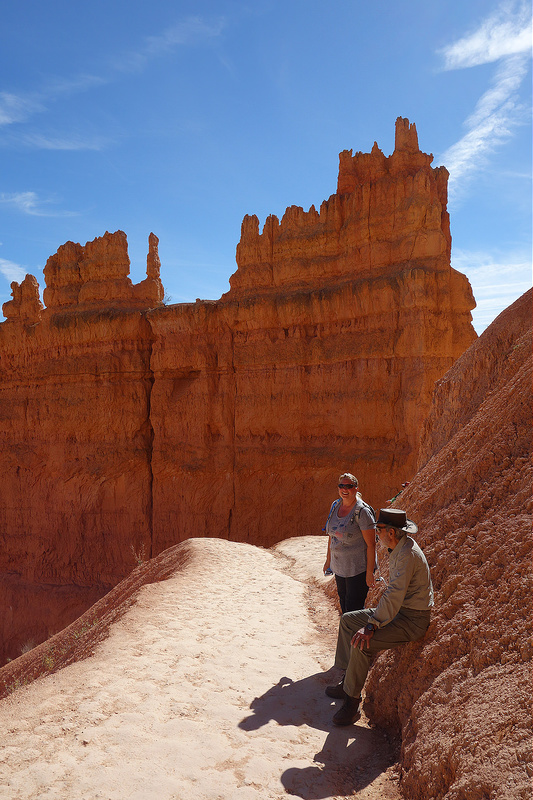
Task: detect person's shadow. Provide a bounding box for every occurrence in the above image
[238,672,333,732]
[239,672,398,799]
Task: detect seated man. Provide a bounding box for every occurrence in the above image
[326,508,433,726]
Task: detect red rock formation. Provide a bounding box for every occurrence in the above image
[2,274,43,324]
[362,288,532,800]
[42,230,164,309]
[149,118,475,555]
[0,118,476,663]
[0,233,162,663]
[229,119,453,296]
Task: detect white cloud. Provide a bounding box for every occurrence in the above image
[0,191,41,214]
[465,53,529,127]
[0,14,225,150]
[0,92,44,126]
[0,191,77,217]
[145,16,225,55]
[0,128,112,152]
[110,16,225,74]
[437,3,532,199]
[0,74,104,129]
[441,68,529,193]
[19,132,110,151]
[452,247,532,332]
[41,73,106,98]
[0,258,26,284]
[452,246,531,278]
[439,1,532,69]
[470,290,531,332]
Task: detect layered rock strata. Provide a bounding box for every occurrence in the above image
[0,118,476,662]
[0,233,163,661]
[363,289,532,799]
[150,118,475,554]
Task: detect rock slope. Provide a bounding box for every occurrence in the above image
[362,288,532,799]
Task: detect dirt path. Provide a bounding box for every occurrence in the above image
[0,537,401,799]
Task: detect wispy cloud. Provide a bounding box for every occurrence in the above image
[452,246,532,332]
[437,2,532,198]
[41,73,107,99]
[0,257,26,284]
[441,54,530,188]
[19,132,111,151]
[0,75,105,130]
[0,129,112,151]
[439,1,532,69]
[0,92,44,126]
[111,15,225,73]
[145,16,225,56]
[0,15,224,139]
[0,191,77,217]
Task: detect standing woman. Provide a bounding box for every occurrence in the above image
[323,472,376,613]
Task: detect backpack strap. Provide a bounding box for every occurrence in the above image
[322,499,341,532]
[355,500,376,524]
[354,501,378,571]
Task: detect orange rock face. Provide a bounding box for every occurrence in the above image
[42,230,164,310]
[362,288,532,799]
[0,232,162,662]
[0,118,476,663]
[231,118,453,296]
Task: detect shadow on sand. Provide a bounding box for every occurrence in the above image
[239,672,398,799]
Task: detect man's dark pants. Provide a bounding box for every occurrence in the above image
[334,607,431,697]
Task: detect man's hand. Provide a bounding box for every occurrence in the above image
[351,626,374,650]
[365,571,376,588]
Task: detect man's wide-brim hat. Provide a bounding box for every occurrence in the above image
[377,508,418,534]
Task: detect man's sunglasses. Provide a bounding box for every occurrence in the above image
[338,483,355,489]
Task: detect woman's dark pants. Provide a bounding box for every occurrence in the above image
[335,571,368,613]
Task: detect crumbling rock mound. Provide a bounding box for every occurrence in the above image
[362,288,532,800]
[418,289,531,468]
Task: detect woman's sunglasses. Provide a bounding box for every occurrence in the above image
[338,483,355,489]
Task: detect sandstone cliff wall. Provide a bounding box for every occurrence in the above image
[149,266,474,556]
[149,118,475,555]
[0,118,476,663]
[362,288,532,799]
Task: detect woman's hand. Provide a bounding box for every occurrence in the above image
[323,561,331,575]
[361,527,377,589]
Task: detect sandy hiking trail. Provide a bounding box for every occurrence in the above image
[0,537,401,800]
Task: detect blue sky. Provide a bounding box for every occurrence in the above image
[0,1,531,334]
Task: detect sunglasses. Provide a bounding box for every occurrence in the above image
[338,483,355,489]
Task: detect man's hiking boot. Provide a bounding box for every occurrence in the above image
[332,696,361,726]
[325,680,347,699]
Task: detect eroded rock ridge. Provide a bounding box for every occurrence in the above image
[363,289,532,799]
